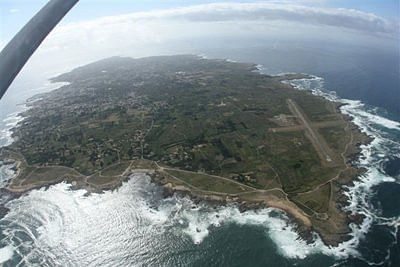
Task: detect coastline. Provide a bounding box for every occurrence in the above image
[1,108,371,247]
[0,67,373,247]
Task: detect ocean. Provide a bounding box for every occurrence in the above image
[0,43,399,266]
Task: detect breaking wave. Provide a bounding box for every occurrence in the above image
[0,81,70,148]
[288,76,400,265]
[0,110,26,147]
[0,176,318,265]
[0,163,15,189]
[0,245,14,264]
[0,173,366,266]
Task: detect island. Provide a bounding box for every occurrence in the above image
[0,55,370,246]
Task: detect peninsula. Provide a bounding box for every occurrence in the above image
[0,55,370,246]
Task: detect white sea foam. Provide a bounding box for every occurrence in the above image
[0,174,350,265]
[253,63,265,73]
[197,54,210,59]
[177,201,363,259]
[289,76,400,132]
[225,58,238,63]
[0,174,368,264]
[0,163,16,188]
[0,245,14,264]
[0,109,27,147]
[178,205,319,258]
[284,75,400,263]
[0,81,69,148]
[0,155,396,266]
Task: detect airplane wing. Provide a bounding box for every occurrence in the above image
[0,0,79,99]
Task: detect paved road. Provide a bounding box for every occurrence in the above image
[287,99,335,164]
[270,120,345,133]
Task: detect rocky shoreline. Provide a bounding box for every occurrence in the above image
[0,64,374,248]
[147,169,318,244]
[0,99,373,248]
[0,125,371,247]
[141,99,374,247]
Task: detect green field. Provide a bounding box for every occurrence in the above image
[101,161,131,176]
[165,169,252,194]
[4,55,357,220]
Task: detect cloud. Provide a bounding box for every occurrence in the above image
[69,2,396,35]
[20,2,397,78]
[9,8,20,14]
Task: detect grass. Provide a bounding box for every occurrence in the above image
[87,173,118,185]
[319,126,349,152]
[5,56,354,214]
[165,169,251,194]
[0,56,369,247]
[101,161,130,176]
[292,183,331,213]
[20,166,78,185]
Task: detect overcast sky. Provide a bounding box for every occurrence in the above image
[1,0,398,44]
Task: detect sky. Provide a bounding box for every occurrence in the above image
[1,0,399,45]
